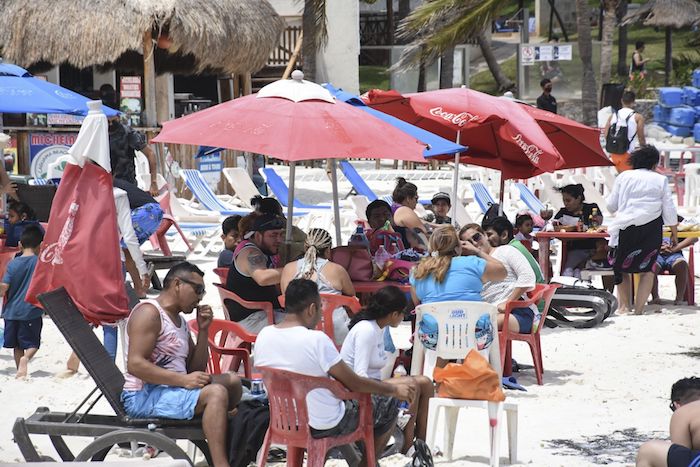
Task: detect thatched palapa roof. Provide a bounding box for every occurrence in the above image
[621,0,700,28]
[0,0,286,75]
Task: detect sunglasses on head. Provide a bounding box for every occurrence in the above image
[179,277,205,296]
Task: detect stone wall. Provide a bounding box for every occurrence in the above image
[555,99,655,125]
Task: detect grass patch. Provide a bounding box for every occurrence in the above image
[359,65,390,93]
[469,57,517,95]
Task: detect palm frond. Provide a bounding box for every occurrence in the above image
[297,0,328,48]
[393,0,504,70]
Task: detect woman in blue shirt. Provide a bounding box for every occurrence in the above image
[410,225,506,305]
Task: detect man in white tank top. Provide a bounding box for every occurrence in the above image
[604,91,646,173]
[122,262,242,467]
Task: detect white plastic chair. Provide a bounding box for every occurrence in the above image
[565,173,612,217]
[683,163,700,210]
[411,301,517,466]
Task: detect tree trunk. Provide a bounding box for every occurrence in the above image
[398,0,411,20]
[302,1,317,81]
[600,0,619,85]
[576,0,597,125]
[616,0,628,77]
[477,31,514,92]
[439,47,455,89]
[417,59,427,92]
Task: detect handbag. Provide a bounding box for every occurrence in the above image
[432,349,505,401]
[330,246,375,281]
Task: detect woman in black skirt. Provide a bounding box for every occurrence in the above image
[606,145,679,314]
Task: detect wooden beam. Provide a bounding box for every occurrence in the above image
[143,30,157,127]
[282,31,304,79]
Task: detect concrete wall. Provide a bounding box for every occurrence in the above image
[269,0,360,94]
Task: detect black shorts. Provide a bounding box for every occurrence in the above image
[310,394,399,439]
[667,443,700,467]
[3,318,43,350]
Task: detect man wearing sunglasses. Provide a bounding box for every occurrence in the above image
[122,262,242,467]
[636,377,700,467]
[226,212,287,333]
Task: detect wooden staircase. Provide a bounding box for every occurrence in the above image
[252,26,303,92]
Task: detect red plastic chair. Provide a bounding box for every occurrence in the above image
[278,293,361,348]
[188,319,254,377]
[214,283,274,324]
[148,190,193,255]
[257,366,376,467]
[213,267,229,285]
[499,283,560,385]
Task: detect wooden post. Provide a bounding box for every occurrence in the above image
[283,31,304,79]
[143,30,157,127]
[665,27,672,86]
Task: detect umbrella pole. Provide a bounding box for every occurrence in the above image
[451,131,461,227]
[330,159,342,245]
[286,162,295,243]
[498,175,505,216]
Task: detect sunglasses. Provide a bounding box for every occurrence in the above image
[670,400,678,412]
[470,232,482,243]
[179,277,205,296]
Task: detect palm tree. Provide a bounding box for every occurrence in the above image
[575,0,598,125]
[300,0,327,82]
[394,0,512,92]
[616,0,629,77]
[600,0,620,84]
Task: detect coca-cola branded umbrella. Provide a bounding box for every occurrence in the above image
[511,101,612,170]
[364,88,565,218]
[153,71,429,242]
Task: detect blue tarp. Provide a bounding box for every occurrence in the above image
[322,83,467,157]
[0,63,119,116]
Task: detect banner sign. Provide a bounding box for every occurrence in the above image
[29,132,78,178]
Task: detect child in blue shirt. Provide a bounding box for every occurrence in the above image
[4,201,43,248]
[1,225,44,378]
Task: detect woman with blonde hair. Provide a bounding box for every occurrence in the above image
[281,228,355,343]
[410,225,506,305]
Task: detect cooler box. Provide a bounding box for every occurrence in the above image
[658,87,684,107]
[693,69,700,88]
[653,105,670,123]
[661,123,692,137]
[694,123,700,141]
[669,106,696,127]
[695,106,700,121]
[684,86,700,106]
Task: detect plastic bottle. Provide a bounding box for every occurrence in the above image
[374,245,391,269]
[387,241,399,257]
[349,224,369,248]
[393,364,407,378]
[250,374,267,400]
[589,208,600,229]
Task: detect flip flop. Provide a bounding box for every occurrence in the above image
[502,376,527,391]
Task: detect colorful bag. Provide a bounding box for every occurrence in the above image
[367,228,405,255]
[330,246,375,281]
[376,259,414,283]
[432,349,505,401]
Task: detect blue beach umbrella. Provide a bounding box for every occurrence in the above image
[0,63,118,116]
[322,83,466,157]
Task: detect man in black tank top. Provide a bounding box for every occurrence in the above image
[226,213,287,333]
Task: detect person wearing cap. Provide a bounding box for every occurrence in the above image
[426,192,453,226]
[225,212,287,334]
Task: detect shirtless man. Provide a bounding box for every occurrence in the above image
[636,377,700,467]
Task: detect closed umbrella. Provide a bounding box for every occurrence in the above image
[0,63,118,116]
[153,71,429,243]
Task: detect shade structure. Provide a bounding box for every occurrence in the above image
[322,83,467,158]
[364,88,564,180]
[153,78,427,163]
[0,64,118,116]
[513,103,612,170]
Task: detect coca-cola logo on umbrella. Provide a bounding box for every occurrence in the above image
[512,133,543,165]
[429,107,480,127]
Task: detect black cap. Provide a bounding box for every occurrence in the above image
[250,213,285,232]
[431,192,451,204]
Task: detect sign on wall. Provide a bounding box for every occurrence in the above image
[29,133,78,179]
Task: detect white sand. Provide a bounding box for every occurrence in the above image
[1,169,698,466]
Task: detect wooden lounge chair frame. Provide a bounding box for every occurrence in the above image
[12,287,211,465]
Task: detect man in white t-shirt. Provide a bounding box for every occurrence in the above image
[255,278,415,463]
[604,91,646,173]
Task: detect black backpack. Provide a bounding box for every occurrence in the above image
[605,111,636,154]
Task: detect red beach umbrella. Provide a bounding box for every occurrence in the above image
[363,88,565,180]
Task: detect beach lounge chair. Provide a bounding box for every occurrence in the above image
[411,301,517,466]
[180,169,251,216]
[514,182,546,214]
[535,173,564,210]
[259,167,331,210]
[566,173,612,217]
[340,160,378,201]
[471,182,497,214]
[13,287,211,464]
[222,167,264,209]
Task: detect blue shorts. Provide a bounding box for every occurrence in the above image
[511,307,534,334]
[119,203,164,247]
[3,318,42,349]
[655,252,685,272]
[121,384,201,420]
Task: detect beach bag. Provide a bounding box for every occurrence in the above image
[367,228,405,255]
[330,246,375,281]
[433,349,505,401]
[376,258,414,283]
[545,282,617,329]
[605,111,636,154]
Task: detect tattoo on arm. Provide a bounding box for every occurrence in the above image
[247,251,267,271]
